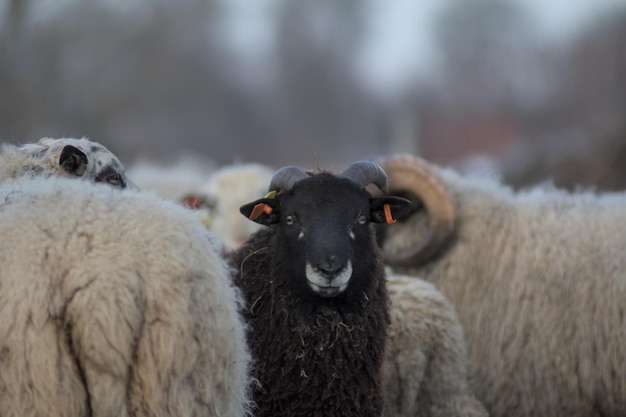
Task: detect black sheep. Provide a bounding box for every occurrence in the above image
[229,161,412,417]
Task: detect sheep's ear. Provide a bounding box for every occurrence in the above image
[240,198,281,226]
[59,145,88,177]
[370,196,413,224]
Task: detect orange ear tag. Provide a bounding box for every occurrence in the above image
[249,203,273,220]
[383,204,396,224]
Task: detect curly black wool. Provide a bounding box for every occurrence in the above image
[230,228,389,417]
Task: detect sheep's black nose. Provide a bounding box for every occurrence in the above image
[317,257,343,277]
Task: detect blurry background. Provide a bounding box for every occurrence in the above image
[1,0,625,190]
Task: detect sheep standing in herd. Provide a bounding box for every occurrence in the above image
[0,137,131,187]
[198,162,274,249]
[126,157,214,201]
[230,161,412,417]
[384,276,488,417]
[0,176,252,417]
[128,160,274,250]
[377,153,626,417]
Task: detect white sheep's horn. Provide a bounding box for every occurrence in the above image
[268,166,309,192]
[377,154,455,266]
[339,160,388,193]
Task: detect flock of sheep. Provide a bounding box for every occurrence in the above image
[0,137,624,417]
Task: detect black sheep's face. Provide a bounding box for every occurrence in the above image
[241,174,412,298]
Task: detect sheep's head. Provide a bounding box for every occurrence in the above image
[18,137,131,188]
[240,161,412,298]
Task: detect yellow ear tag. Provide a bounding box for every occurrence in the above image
[384,204,396,224]
[264,190,277,199]
[249,203,273,220]
[201,214,212,228]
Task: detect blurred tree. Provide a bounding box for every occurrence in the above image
[0,0,31,140]
[0,0,386,167]
[434,0,538,113]
[550,9,626,132]
[2,0,623,179]
[0,0,247,163]
[271,0,385,166]
[501,9,626,191]
[1,0,29,37]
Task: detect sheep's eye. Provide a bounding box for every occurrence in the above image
[285,215,296,226]
[357,214,368,225]
[96,168,126,188]
[106,173,122,186]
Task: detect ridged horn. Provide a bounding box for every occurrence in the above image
[339,161,388,193]
[268,166,309,192]
[377,154,455,266]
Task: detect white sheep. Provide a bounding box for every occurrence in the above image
[384,276,488,417]
[377,153,626,417]
[0,137,131,187]
[0,176,252,417]
[198,162,274,249]
[126,156,215,200]
[127,161,274,250]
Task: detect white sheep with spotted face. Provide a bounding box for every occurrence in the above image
[0,137,130,188]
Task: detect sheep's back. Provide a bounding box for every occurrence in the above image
[0,177,251,417]
[384,276,488,417]
[393,174,626,417]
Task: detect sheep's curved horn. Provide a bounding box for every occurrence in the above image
[339,161,388,193]
[378,154,455,266]
[268,166,309,192]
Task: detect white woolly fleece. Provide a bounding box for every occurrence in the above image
[384,165,626,417]
[0,177,252,417]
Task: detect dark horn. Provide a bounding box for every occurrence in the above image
[268,166,309,192]
[339,161,388,193]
